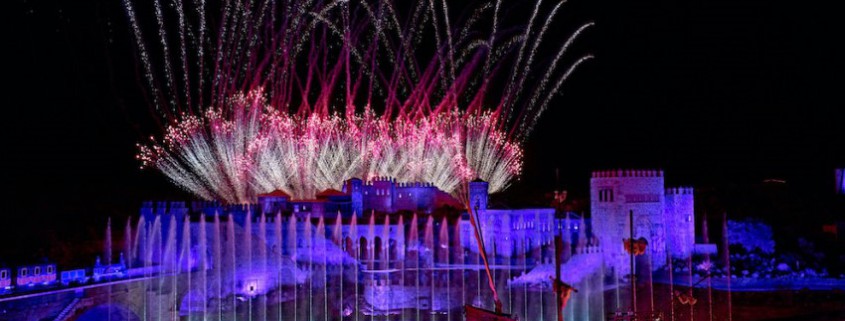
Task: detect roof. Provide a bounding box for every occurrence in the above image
[290,199,327,203]
[316,188,347,197]
[471,177,487,183]
[257,189,291,198]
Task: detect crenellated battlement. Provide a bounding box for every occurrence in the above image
[362,178,438,187]
[665,186,694,195]
[395,182,436,188]
[591,169,664,178]
[364,176,397,185]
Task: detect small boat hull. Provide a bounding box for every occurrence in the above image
[464,305,517,321]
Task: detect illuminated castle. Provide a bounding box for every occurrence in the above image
[590,169,695,275]
[143,170,696,275]
[253,177,456,219]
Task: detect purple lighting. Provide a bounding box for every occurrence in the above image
[2,170,845,321]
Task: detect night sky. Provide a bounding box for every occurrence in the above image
[4,0,843,263]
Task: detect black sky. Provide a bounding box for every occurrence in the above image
[3,0,843,261]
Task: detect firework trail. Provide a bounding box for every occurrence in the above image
[127,0,592,203]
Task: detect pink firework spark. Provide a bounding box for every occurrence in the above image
[127,0,592,203]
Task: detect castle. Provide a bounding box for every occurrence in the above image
[139,169,697,279]
[590,169,695,275]
[253,177,457,219]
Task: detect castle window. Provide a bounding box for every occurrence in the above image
[20,268,27,277]
[34,267,40,275]
[1,270,6,279]
[599,188,614,202]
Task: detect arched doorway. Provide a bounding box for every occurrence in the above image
[358,237,368,260]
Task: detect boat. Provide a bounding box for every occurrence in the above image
[464,304,517,321]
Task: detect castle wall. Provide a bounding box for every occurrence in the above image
[461,209,555,258]
[290,201,325,218]
[394,182,436,213]
[363,177,396,213]
[258,196,288,215]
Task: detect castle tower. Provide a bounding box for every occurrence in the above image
[590,169,667,275]
[343,178,364,217]
[664,187,695,258]
[395,182,437,213]
[367,177,396,213]
[469,178,489,213]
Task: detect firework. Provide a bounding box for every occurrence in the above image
[128,0,591,203]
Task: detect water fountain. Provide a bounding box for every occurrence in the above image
[98,203,665,321]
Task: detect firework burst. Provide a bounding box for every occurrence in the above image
[127,0,591,203]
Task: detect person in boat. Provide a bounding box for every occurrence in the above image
[549,276,578,309]
[675,290,698,305]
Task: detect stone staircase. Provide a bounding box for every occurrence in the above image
[53,297,80,321]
